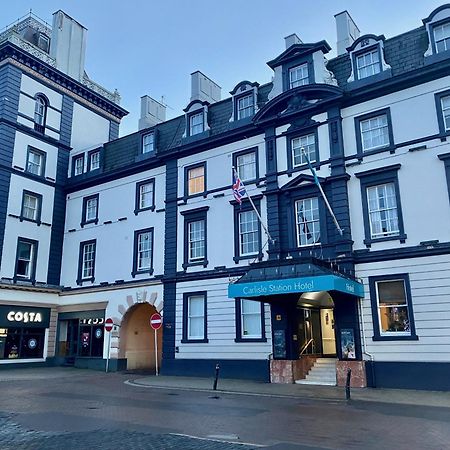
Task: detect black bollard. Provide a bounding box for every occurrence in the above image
[345,368,352,401]
[213,363,220,390]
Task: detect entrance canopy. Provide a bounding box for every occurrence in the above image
[228,258,364,299]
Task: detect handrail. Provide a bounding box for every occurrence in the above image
[300,338,315,355]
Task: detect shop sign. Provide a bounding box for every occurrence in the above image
[0,305,50,328]
[228,275,364,299]
[79,318,105,325]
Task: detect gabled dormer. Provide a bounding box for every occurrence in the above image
[423,4,450,63]
[229,81,259,123]
[267,34,335,100]
[346,34,392,85]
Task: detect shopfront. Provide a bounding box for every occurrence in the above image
[228,259,366,386]
[57,309,106,369]
[0,305,51,363]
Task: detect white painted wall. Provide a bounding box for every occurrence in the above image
[61,168,166,287]
[71,101,110,152]
[357,254,450,362]
[175,278,272,360]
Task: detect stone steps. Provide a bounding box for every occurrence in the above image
[295,358,337,386]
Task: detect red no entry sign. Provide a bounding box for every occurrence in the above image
[150,313,162,330]
[104,318,114,332]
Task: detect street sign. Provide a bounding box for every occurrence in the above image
[104,317,114,332]
[150,313,162,330]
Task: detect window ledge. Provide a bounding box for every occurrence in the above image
[182,260,209,270]
[348,68,392,89]
[180,338,209,344]
[134,206,155,215]
[19,216,41,226]
[80,219,99,228]
[233,253,263,264]
[131,269,154,278]
[359,145,396,160]
[364,233,407,247]
[235,337,267,343]
[76,277,95,286]
[372,334,418,342]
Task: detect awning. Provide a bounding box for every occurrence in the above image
[228,259,364,299]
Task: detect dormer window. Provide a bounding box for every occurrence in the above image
[289,63,309,88]
[237,94,254,120]
[434,22,450,53]
[356,48,381,79]
[189,112,204,136]
[34,94,48,133]
[142,132,154,153]
[37,33,50,52]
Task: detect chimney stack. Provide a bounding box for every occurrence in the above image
[139,96,166,130]
[50,10,87,82]
[190,71,221,104]
[335,10,360,56]
[284,33,302,49]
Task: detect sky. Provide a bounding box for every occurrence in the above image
[2,1,445,137]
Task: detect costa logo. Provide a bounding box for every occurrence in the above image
[7,311,42,323]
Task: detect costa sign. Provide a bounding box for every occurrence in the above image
[7,311,42,323]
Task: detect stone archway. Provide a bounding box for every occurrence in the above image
[118,302,162,371]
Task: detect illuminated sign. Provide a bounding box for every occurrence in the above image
[0,305,50,328]
[79,318,105,325]
[7,311,42,323]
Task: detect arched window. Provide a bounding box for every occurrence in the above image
[34,94,48,133]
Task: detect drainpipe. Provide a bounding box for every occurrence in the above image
[358,297,376,387]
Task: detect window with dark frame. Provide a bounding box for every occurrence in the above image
[441,95,450,131]
[295,197,320,246]
[15,238,38,281]
[133,228,154,275]
[240,299,262,338]
[186,164,206,196]
[89,151,100,171]
[369,274,417,341]
[81,194,99,226]
[142,132,155,154]
[234,150,257,183]
[34,94,47,133]
[37,33,50,52]
[73,155,84,176]
[182,207,208,268]
[135,179,155,214]
[182,292,207,343]
[189,111,204,136]
[237,94,254,120]
[21,191,42,223]
[356,164,407,246]
[291,133,316,167]
[355,48,381,79]
[289,63,309,88]
[26,147,45,177]
[434,21,450,53]
[78,240,96,283]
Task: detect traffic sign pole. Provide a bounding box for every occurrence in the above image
[150,313,162,377]
[104,318,114,374]
[154,328,158,376]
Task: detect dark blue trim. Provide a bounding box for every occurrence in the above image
[229,80,259,96]
[365,361,450,391]
[368,273,417,340]
[162,282,176,359]
[181,291,208,343]
[434,89,450,139]
[267,41,331,69]
[184,161,207,199]
[109,121,120,141]
[355,164,407,247]
[131,227,154,277]
[346,34,386,52]
[232,147,259,184]
[285,124,320,174]
[423,5,450,24]
[20,190,42,225]
[283,54,315,91]
[233,198,262,262]
[182,207,208,269]
[438,152,450,206]
[354,107,395,159]
[235,298,267,342]
[161,358,270,382]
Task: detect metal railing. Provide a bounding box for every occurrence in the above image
[300,338,315,355]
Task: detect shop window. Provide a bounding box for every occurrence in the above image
[0,328,46,359]
[182,292,208,343]
[235,299,266,342]
[295,197,320,246]
[185,163,206,197]
[26,147,46,177]
[79,322,104,357]
[369,274,417,341]
[134,179,155,214]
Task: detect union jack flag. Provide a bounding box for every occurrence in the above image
[232,170,247,204]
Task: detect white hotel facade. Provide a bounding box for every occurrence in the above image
[1,6,450,390]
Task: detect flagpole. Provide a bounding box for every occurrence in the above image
[232,167,275,244]
[301,148,344,236]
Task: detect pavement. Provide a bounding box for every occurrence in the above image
[127,373,450,408]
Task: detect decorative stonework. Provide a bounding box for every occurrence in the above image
[270,357,317,384]
[336,360,367,388]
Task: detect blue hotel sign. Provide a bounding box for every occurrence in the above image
[228,275,364,299]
